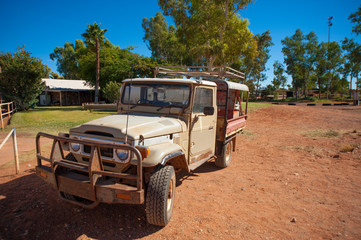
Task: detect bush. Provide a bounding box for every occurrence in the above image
[102,81,122,103]
[304,96,318,102]
[0,46,49,110]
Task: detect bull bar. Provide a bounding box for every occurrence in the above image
[35,132,144,208]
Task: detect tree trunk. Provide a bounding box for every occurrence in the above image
[303,80,307,98]
[349,75,353,98]
[219,0,230,43]
[95,38,100,103]
[326,79,329,100]
[207,56,215,69]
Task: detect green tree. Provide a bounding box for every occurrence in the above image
[326,41,344,96]
[349,5,361,35]
[78,44,157,90]
[142,12,189,64]
[158,0,256,67]
[252,31,273,91]
[102,81,122,103]
[50,42,79,79]
[281,29,319,98]
[0,47,49,110]
[82,23,107,103]
[342,38,361,97]
[272,61,287,99]
[51,24,159,94]
[50,72,60,79]
[302,32,318,96]
[262,84,276,98]
[230,31,271,95]
[314,42,328,99]
[281,29,304,98]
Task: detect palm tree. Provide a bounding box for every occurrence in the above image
[82,23,107,103]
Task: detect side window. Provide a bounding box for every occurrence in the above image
[193,88,213,113]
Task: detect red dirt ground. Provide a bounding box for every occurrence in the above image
[0,105,360,239]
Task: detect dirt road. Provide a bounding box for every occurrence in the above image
[1,105,360,239]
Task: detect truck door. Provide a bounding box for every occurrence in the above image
[190,86,216,164]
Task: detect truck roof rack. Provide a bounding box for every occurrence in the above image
[154,66,245,82]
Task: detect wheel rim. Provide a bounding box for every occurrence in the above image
[167,178,174,212]
[225,143,231,163]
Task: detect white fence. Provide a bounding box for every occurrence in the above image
[0,101,16,129]
[0,128,19,174]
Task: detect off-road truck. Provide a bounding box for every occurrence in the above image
[35,66,249,226]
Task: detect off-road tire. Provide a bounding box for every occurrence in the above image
[60,153,77,200]
[146,165,176,226]
[215,141,232,168]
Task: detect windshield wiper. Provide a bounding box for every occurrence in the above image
[157,104,183,111]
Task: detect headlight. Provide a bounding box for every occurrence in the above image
[115,149,129,161]
[70,143,80,152]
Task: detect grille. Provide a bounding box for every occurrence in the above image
[82,157,115,167]
[83,145,113,158]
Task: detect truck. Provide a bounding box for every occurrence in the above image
[35,66,249,226]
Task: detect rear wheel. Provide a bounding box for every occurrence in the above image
[146,165,176,226]
[215,141,232,168]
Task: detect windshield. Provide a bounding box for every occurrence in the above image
[121,83,190,107]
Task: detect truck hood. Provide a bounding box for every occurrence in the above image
[70,113,186,140]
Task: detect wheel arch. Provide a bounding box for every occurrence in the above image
[131,142,188,170]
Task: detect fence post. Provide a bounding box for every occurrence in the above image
[0,106,3,130]
[7,103,10,118]
[12,128,20,174]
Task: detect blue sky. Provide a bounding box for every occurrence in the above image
[1,0,360,88]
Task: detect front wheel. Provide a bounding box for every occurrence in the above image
[146,165,176,226]
[215,141,233,168]
[60,153,77,200]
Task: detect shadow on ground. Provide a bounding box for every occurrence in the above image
[0,173,160,240]
[0,160,223,239]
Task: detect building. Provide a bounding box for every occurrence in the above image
[39,79,94,106]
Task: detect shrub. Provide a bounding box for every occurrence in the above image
[0,46,49,110]
[102,81,122,103]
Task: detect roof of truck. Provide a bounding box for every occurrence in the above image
[151,66,249,91]
[123,78,248,91]
[123,78,217,87]
[218,80,249,91]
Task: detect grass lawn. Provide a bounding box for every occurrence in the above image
[5,103,271,135]
[1,103,271,168]
[6,106,114,135]
[246,102,272,111]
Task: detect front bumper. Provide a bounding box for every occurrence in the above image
[35,132,144,208]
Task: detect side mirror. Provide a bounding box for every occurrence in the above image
[203,106,214,116]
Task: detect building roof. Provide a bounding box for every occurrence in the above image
[42,79,94,91]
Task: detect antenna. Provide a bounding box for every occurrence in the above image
[124,65,133,143]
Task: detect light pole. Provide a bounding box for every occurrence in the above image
[327,16,333,100]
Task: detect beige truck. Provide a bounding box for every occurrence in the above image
[35,66,249,226]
